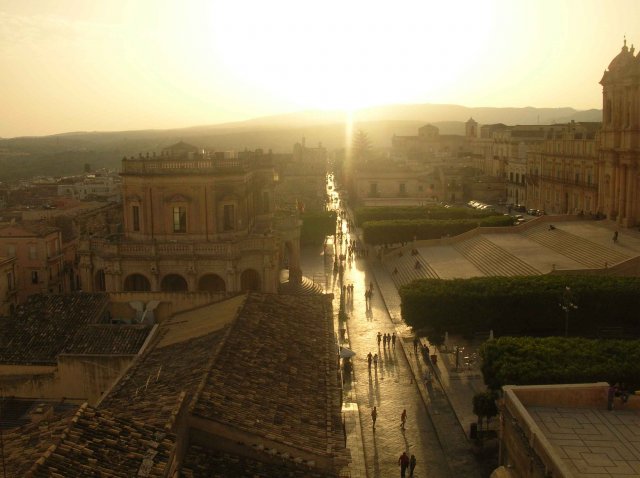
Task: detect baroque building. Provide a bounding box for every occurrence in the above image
[599,39,640,226]
[78,142,301,294]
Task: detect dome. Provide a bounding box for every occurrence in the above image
[607,39,635,72]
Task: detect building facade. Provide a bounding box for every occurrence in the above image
[0,223,66,303]
[598,39,640,227]
[79,142,301,294]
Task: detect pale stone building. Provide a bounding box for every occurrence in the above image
[78,142,301,294]
[599,39,640,226]
[526,122,600,214]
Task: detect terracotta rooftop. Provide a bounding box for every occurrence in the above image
[61,324,152,355]
[2,403,79,478]
[0,294,111,365]
[181,444,339,478]
[24,403,175,478]
[191,293,344,459]
[100,295,244,428]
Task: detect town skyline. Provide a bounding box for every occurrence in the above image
[1,0,639,138]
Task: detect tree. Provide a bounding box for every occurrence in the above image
[472,391,498,445]
[351,129,372,162]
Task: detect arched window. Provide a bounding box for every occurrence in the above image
[160,274,188,292]
[123,274,151,291]
[198,274,226,292]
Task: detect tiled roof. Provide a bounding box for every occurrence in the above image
[181,444,339,478]
[192,293,344,459]
[61,324,152,355]
[2,403,79,478]
[0,294,110,365]
[25,404,175,478]
[100,296,241,428]
[100,329,226,429]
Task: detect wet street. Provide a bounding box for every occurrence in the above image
[298,177,463,478]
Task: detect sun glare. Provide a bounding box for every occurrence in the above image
[206,0,495,112]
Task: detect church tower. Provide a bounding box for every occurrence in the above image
[465,117,478,139]
[599,38,640,226]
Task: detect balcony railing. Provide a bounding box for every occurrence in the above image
[90,236,276,259]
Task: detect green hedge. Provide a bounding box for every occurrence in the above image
[480,337,640,390]
[300,211,337,245]
[362,216,514,245]
[354,206,497,225]
[400,275,640,340]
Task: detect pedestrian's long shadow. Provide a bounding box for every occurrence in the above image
[372,427,381,478]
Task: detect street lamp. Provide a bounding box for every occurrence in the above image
[559,286,578,337]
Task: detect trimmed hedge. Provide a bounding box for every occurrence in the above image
[300,211,337,245]
[480,337,640,390]
[362,215,514,245]
[354,206,497,225]
[400,275,640,341]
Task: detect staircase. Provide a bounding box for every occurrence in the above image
[453,235,540,276]
[386,251,439,288]
[278,275,324,295]
[521,225,630,269]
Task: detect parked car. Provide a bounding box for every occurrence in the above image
[514,204,527,213]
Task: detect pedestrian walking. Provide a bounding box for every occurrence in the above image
[409,454,417,477]
[392,332,397,348]
[373,353,378,370]
[382,334,387,348]
[371,406,377,429]
[377,332,382,347]
[400,409,407,429]
[413,336,419,353]
[367,352,373,372]
[398,451,410,478]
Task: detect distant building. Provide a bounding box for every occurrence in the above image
[0,255,17,315]
[79,142,302,294]
[0,222,68,302]
[526,122,600,214]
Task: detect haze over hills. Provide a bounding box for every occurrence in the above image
[0,103,601,182]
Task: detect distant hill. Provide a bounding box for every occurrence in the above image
[0,103,601,182]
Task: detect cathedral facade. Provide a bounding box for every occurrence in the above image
[599,39,640,227]
[78,142,301,294]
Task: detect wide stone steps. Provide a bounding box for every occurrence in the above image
[521,225,630,269]
[278,276,324,295]
[453,235,540,277]
[386,250,439,288]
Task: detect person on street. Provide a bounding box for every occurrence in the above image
[373,353,378,371]
[367,352,373,373]
[401,409,407,429]
[398,451,410,478]
[371,406,377,429]
[392,332,397,348]
[409,454,417,477]
[377,332,382,347]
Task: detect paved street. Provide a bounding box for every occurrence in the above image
[300,181,484,477]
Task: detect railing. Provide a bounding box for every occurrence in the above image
[89,236,275,258]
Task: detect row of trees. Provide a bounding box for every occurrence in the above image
[480,336,640,390]
[353,205,497,224]
[400,275,640,341]
[362,216,514,245]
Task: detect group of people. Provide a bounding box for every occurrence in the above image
[377,331,397,349]
[366,351,379,372]
[398,451,417,478]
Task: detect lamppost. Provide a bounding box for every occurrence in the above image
[560,286,578,337]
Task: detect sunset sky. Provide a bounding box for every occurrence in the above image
[1,0,639,138]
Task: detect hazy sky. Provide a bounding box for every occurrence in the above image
[1,0,639,138]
